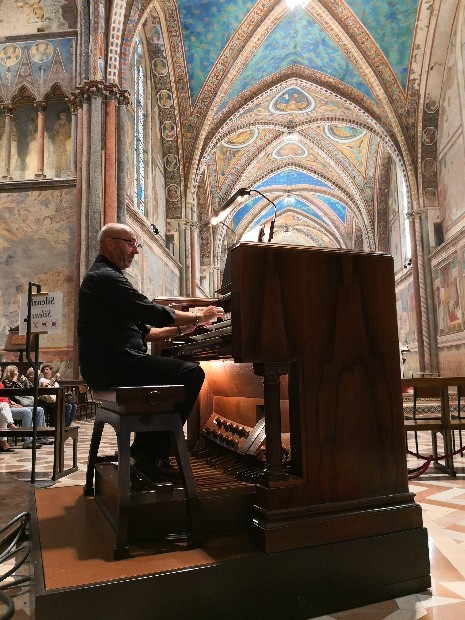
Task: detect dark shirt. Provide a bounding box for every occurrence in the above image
[78,255,175,370]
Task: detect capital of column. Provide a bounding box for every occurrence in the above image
[405,208,426,220]
[1,104,14,116]
[34,100,47,112]
[76,80,107,100]
[116,89,131,107]
[68,95,80,114]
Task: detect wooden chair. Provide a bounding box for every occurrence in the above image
[75,384,98,420]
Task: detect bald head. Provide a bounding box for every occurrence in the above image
[98,223,140,270]
[98,223,135,250]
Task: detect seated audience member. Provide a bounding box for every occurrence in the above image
[0,379,45,449]
[38,364,76,427]
[0,399,18,452]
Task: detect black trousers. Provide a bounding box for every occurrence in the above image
[81,351,205,461]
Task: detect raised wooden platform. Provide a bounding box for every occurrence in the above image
[31,481,431,620]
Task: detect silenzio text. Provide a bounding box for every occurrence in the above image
[30,296,55,306]
[32,309,52,319]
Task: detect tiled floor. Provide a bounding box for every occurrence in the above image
[2,424,465,618]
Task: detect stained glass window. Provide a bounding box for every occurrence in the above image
[133,38,145,215]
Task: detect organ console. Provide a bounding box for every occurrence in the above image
[154,242,429,602]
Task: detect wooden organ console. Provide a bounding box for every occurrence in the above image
[153,242,430,608]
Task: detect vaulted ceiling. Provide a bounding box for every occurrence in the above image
[146,0,425,252]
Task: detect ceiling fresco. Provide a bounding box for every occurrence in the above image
[132,0,424,255]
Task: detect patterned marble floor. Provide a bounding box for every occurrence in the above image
[2,424,465,618]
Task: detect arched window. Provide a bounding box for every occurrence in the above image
[133,37,145,215]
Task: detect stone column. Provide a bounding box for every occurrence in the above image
[104,85,118,224]
[408,210,428,372]
[1,106,13,180]
[78,85,91,271]
[34,101,46,178]
[116,90,130,224]
[178,220,187,296]
[69,98,78,178]
[189,222,198,296]
[88,82,105,261]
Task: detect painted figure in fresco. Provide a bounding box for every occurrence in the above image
[152,57,168,76]
[52,112,71,177]
[0,44,21,66]
[16,113,37,177]
[30,41,53,63]
[161,120,176,141]
[157,90,173,108]
[164,153,178,171]
[166,184,179,201]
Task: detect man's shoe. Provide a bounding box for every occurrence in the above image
[153,459,182,482]
[38,438,53,445]
[132,458,164,483]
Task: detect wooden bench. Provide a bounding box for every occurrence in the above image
[402,377,465,476]
[0,386,79,480]
[84,385,200,560]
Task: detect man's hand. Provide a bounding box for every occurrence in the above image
[198,306,225,326]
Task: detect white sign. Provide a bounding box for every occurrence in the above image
[19,292,63,335]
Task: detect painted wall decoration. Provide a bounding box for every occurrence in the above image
[222,128,258,149]
[45,102,71,178]
[161,120,177,141]
[272,141,308,159]
[11,104,38,181]
[434,257,464,336]
[177,0,255,104]
[0,187,78,351]
[223,9,373,108]
[256,168,331,190]
[166,184,180,202]
[152,57,168,77]
[317,124,370,176]
[396,280,417,345]
[0,1,77,37]
[268,87,316,114]
[164,153,179,172]
[0,37,75,101]
[344,0,419,91]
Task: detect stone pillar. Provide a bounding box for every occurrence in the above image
[1,106,13,180]
[69,98,78,178]
[34,101,46,178]
[190,223,198,296]
[88,82,105,261]
[116,90,130,224]
[408,210,428,372]
[78,85,91,271]
[104,86,117,224]
[178,220,187,296]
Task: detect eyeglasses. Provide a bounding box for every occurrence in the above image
[110,237,142,249]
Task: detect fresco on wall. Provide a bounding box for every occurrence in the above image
[396,280,417,345]
[389,216,402,273]
[11,104,38,180]
[0,188,77,350]
[45,102,71,178]
[0,1,77,36]
[0,37,75,101]
[434,256,463,336]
